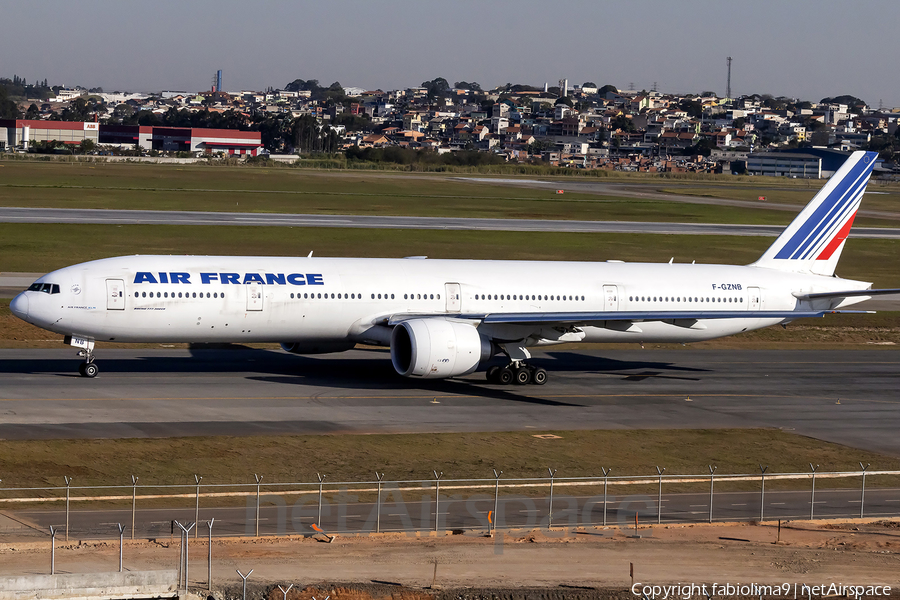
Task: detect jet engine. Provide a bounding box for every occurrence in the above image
[390,318,493,379]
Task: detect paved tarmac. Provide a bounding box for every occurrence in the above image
[2,206,900,238]
[2,348,900,456]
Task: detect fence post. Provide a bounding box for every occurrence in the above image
[433,470,443,532]
[278,584,293,600]
[117,523,125,572]
[174,521,195,593]
[254,474,263,537]
[809,464,819,521]
[236,569,253,600]
[547,468,557,529]
[49,525,56,575]
[316,473,326,527]
[194,475,202,539]
[130,475,138,540]
[64,476,72,542]
[759,465,768,522]
[492,469,502,535]
[375,472,384,533]
[859,462,870,519]
[602,467,611,527]
[207,518,215,591]
[708,465,717,524]
[656,467,665,524]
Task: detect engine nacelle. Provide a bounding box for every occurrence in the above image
[280,341,355,355]
[391,318,493,379]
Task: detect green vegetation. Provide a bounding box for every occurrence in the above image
[2,160,887,226]
[0,429,895,489]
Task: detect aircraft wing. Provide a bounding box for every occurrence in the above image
[388,309,864,328]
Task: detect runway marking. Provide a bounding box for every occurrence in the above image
[0,392,871,403]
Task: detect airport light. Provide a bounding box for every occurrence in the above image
[860,462,871,519]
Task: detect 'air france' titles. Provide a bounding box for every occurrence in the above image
[133,272,324,285]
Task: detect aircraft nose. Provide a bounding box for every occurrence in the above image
[10,293,29,320]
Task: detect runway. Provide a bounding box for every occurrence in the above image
[2,206,900,238]
[2,348,900,456]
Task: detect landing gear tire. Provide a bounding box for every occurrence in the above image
[80,362,99,378]
[497,367,514,385]
[532,367,548,385]
[486,365,501,383]
[514,367,532,385]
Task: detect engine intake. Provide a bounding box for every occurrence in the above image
[391,318,492,379]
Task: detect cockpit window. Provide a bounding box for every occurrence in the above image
[27,282,61,294]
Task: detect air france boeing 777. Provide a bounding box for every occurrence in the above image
[10,151,897,384]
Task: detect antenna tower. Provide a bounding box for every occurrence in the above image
[726,56,732,100]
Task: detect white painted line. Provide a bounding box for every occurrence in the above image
[731,503,747,506]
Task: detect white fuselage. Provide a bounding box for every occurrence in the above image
[14,255,868,346]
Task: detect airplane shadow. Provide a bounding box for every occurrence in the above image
[1,346,710,406]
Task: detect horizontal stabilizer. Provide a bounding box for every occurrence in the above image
[794,288,900,300]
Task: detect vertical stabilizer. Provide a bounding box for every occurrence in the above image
[751,151,878,276]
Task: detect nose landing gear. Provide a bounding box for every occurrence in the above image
[65,335,99,378]
[77,349,99,378]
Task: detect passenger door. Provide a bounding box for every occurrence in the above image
[445,282,461,312]
[603,285,618,311]
[247,283,264,311]
[106,279,125,310]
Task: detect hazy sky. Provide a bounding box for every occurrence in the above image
[3,0,898,107]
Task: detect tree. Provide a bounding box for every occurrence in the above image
[79,139,96,154]
[25,103,40,119]
[598,84,618,96]
[285,79,320,93]
[421,77,450,99]
[554,96,574,107]
[454,81,482,91]
[583,82,597,88]
[0,86,20,119]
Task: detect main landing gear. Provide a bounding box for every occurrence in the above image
[77,349,99,378]
[486,362,548,386]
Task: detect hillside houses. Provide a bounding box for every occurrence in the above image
[7,80,900,176]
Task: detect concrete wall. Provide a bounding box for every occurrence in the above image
[0,570,177,600]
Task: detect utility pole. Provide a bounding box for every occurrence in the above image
[726,56,732,101]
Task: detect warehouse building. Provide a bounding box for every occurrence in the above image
[1,120,262,156]
[0,119,100,149]
[746,152,822,178]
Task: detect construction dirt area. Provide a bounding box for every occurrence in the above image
[1,519,899,599]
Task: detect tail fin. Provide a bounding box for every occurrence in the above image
[751,150,878,276]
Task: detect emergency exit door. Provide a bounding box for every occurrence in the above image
[247,283,263,311]
[603,285,618,311]
[445,282,461,312]
[106,279,125,310]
